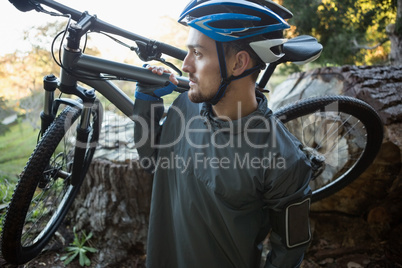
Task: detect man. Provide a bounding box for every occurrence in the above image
[133,0,312,267]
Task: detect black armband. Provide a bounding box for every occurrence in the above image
[270,198,311,249]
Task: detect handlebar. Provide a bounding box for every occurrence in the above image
[9,0,188,60]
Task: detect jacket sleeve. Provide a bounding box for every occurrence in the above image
[133,98,165,173]
[263,157,312,268]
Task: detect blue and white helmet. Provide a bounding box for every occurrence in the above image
[179,0,292,105]
[178,0,292,63]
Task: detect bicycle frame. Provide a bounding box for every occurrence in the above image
[58,49,190,119]
[26,0,189,123]
[32,5,191,186]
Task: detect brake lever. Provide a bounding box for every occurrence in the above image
[135,40,161,61]
[135,40,183,76]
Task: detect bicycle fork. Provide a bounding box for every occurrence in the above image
[40,74,97,187]
[71,90,96,186]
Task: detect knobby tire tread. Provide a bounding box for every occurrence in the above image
[1,106,81,264]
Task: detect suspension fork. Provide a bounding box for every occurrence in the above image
[70,89,96,186]
[41,75,98,186]
[57,12,98,186]
[40,74,59,136]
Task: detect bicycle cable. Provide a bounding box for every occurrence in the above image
[51,28,120,82]
[99,32,183,76]
[99,32,137,51]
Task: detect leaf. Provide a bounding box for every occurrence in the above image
[83,246,98,253]
[84,255,91,266]
[61,228,98,267]
[79,251,85,266]
[86,231,93,240]
[84,246,97,253]
[63,252,78,265]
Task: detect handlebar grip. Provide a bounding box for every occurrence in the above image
[9,0,36,12]
[156,42,187,61]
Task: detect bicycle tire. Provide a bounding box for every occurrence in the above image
[1,103,100,265]
[274,95,383,202]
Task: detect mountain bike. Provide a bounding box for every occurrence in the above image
[1,0,383,265]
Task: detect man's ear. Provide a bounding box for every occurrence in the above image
[232,51,252,76]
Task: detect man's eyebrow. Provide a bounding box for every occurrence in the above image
[187,44,205,50]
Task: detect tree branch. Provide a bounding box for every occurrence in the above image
[352,37,389,50]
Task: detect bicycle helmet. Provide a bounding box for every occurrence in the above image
[178,0,292,105]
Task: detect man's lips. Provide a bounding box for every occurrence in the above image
[189,79,197,87]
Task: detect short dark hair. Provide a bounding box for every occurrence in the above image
[223,31,284,81]
[223,40,264,81]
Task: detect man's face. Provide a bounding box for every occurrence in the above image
[182,28,222,103]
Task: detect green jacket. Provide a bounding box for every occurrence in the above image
[134,91,312,268]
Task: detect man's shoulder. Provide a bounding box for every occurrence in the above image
[171,92,200,112]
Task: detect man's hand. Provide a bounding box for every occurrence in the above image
[145,65,179,85]
[135,65,179,101]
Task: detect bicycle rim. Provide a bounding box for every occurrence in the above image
[1,104,100,264]
[274,96,383,202]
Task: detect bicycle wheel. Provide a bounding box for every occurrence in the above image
[1,102,101,265]
[274,95,383,202]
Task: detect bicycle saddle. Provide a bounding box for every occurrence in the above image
[282,35,323,64]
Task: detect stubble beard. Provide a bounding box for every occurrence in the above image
[188,89,214,103]
[187,78,220,104]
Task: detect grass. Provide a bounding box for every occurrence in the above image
[0,121,38,232]
[0,122,38,181]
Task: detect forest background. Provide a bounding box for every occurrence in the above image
[0,0,400,233]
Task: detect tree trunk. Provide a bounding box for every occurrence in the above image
[68,112,152,267]
[387,0,402,66]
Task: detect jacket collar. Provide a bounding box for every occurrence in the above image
[199,90,272,134]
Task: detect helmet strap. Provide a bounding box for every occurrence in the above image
[208,42,264,106]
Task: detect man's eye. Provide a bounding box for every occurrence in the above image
[193,50,200,56]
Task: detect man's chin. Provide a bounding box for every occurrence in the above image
[187,89,204,104]
[188,94,203,104]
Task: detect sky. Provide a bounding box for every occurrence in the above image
[0,0,189,56]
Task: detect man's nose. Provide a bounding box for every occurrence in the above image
[182,53,194,74]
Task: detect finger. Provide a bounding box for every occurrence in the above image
[169,73,179,85]
[143,64,153,70]
[151,66,163,75]
[157,67,165,75]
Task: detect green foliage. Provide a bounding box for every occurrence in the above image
[0,122,38,177]
[0,174,13,234]
[0,212,5,234]
[0,122,38,235]
[60,227,97,267]
[0,174,13,203]
[282,0,397,65]
[0,97,13,136]
[0,123,10,137]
